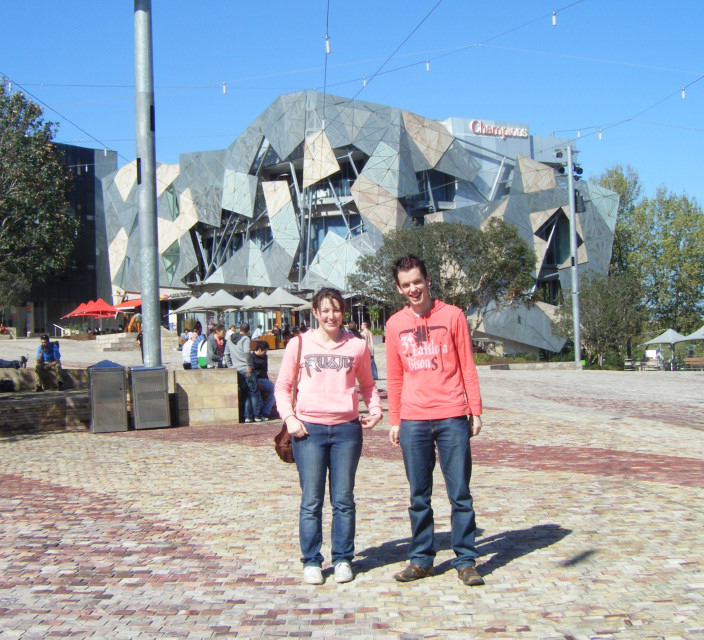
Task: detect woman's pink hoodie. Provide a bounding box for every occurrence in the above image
[274,330,382,426]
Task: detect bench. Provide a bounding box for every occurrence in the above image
[684,357,704,371]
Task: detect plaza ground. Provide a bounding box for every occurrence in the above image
[1,336,703,638]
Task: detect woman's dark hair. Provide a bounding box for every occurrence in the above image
[392,254,428,285]
[312,287,345,312]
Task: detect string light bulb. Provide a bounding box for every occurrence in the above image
[363,77,367,87]
[598,127,603,140]
[552,11,557,26]
[222,82,227,95]
[577,130,581,138]
[426,59,430,72]
[682,87,686,99]
[325,35,331,55]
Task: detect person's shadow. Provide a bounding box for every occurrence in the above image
[355,523,572,577]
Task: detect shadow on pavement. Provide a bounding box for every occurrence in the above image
[356,523,571,577]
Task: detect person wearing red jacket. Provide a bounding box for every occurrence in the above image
[386,254,485,587]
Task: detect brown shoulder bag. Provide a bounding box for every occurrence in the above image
[273,336,302,463]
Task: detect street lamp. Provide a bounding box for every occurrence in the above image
[566,145,582,367]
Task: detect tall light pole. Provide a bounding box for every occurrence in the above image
[566,145,582,367]
[134,0,162,367]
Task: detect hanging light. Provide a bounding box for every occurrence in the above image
[682,87,686,99]
[222,82,227,95]
[363,77,367,87]
[325,35,331,54]
[577,130,581,138]
[598,127,602,140]
[552,11,557,26]
[104,146,108,156]
[426,59,430,71]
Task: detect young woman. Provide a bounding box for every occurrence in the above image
[274,287,382,585]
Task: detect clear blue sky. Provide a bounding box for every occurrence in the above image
[3,1,703,204]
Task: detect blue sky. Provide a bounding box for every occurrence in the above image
[3,1,703,204]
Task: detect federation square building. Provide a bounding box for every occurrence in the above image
[98,90,618,355]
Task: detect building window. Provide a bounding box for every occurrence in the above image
[162,241,180,284]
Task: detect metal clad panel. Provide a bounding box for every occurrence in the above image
[90,369,128,433]
[131,367,170,429]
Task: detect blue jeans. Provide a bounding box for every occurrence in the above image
[258,378,275,417]
[370,355,379,380]
[399,416,478,571]
[292,420,363,567]
[237,371,262,421]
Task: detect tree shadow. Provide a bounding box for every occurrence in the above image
[355,523,571,577]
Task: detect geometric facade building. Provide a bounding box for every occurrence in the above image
[100,91,618,354]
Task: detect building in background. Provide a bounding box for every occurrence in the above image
[96,91,618,354]
[2,145,117,337]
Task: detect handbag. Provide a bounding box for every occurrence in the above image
[274,336,302,463]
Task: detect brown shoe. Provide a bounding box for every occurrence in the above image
[393,564,434,582]
[458,565,485,586]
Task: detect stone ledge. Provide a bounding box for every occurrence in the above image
[0,367,242,434]
[0,390,91,434]
[0,368,89,392]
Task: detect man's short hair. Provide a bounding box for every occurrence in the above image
[215,323,226,333]
[239,322,250,334]
[392,254,428,285]
[255,340,269,351]
[40,334,50,341]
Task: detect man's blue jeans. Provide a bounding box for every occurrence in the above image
[399,416,478,571]
[237,370,262,421]
[292,420,363,567]
[257,378,275,417]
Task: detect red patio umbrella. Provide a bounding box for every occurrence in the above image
[82,298,118,317]
[62,302,89,319]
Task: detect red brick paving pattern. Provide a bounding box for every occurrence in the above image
[118,421,704,488]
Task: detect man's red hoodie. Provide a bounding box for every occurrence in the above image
[385,299,482,425]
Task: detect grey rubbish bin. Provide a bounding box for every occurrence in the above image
[130,365,170,429]
[89,360,128,433]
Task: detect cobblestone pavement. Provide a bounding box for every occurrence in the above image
[1,352,704,638]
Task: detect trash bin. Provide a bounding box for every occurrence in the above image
[130,365,170,429]
[89,360,128,433]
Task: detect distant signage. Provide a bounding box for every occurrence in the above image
[470,119,529,138]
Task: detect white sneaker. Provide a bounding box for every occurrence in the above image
[303,565,324,585]
[334,561,354,583]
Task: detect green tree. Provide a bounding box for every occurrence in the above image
[627,188,704,333]
[348,220,535,332]
[555,270,647,365]
[591,164,642,275]
[0,84,78,308]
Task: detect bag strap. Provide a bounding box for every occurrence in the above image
[291,336,303,409]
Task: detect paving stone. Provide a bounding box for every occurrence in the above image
[2,360,704,638]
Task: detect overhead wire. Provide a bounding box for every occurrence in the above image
[4,0,702,175]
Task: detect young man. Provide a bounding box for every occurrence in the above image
[385,254,485,587]
[251,340,275,420]
[35,334,65,391]
[224,323,264,423]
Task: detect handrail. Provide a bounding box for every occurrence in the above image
[52,324,71,337]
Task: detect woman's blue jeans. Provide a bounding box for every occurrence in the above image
[399,416,478,571]
[292,420,363,567]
